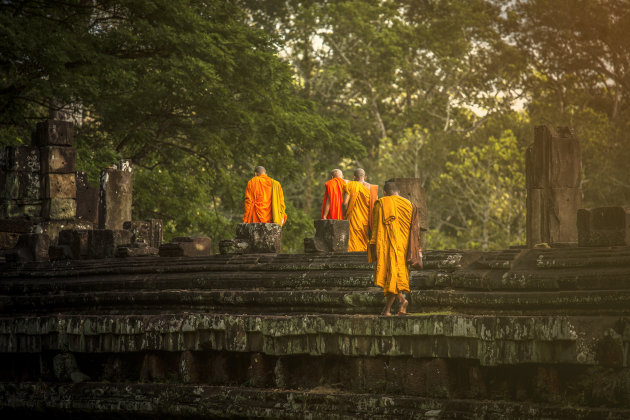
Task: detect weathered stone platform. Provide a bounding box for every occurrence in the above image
[2,247,630,418]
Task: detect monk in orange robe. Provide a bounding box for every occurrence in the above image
[369,181,413,316]
[322,169,347,220]
[342,168,378,252]
[243,166,287,225]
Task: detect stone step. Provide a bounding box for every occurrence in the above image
[0,270,376,294]
[0,250,474,278]
[3,382,629,419]
[4,265,630,297]
[3,288,630,315]
[535,246,630,268]
[416,267,630,290]
[0,313,624,366]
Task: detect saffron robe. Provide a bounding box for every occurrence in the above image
[344,181,371,252]
[243,174,287,225]
[368,195,413,295]
[321,177,345,219]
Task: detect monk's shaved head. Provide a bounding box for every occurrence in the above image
[331,169,343,178]
[384,181,400,196]
[254,166,266,175]
[354,168,365,180]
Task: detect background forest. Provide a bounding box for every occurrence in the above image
[1,0,629,251]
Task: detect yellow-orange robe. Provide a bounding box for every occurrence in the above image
[243,174,287,225]
[344,181,371,252]
[321,177,345,220]
[369,195,412,295]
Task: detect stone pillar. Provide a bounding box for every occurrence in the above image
[76,172,99,225]
[526,126,581,247]
[99,159,132,230]
[304,219,349,253]
[35,120,76,221]
[388,178,428,249]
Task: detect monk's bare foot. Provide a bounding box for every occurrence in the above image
[383,311,392,316]
[397,299,408,315]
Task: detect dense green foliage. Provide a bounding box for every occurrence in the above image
[1,0,628,250]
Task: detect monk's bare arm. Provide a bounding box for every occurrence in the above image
[342,191,350,218]
[322,188,330,219]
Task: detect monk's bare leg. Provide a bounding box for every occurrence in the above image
[383,294,396,316]
[397,293,408,315]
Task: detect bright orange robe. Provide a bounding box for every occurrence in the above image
[369,195,412,295]
[344,181,371,252]
[243,174,287,224]
[321,177,345,219]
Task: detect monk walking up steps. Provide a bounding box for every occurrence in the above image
[243,166,287,225]
[322,169,347,220]
[369,181,422,316]
[342,168,378,252]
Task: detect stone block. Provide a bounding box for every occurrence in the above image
[139,353,167,382]
[123,219,163,248]
[0,218,36,233]
[48,244,73,261]
[219,239,249,254]
[32,119,74,147]
[99,161,132,230]
[58,229,91,258]
[0,170,40,200]
[4,233,50,262]
[306,219,349,253]
[248,353,272,387]
[0,200,42,219]
[0,231,20,250]
[578,207,630,247]
[76,172,99,224]
[36,220,93,245]
[41,173,76,199]
[0,145,40,172]
[88,229,133,258]
[40,146,76,173]
[116,243,159,257]
[159,236,212,257]
[235,223,282,253]
[178,351,201,384]
[42,198,76,220]
[303,237,317,253]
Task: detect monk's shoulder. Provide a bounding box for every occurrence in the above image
[395,195,413,210]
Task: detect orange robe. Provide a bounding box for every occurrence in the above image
[344,181,371,252]
[369,195,412,295]
[321,177,345,220]
[243,174,287,225]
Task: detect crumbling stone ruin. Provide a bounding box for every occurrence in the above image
[1,123,630,419]
[0,120,203,262]
[2,248,630,418]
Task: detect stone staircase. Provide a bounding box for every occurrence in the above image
[2,248,630,418]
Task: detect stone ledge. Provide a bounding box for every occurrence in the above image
[1,382,629,419]
[3,288,630,316]
[1,314,627,366]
